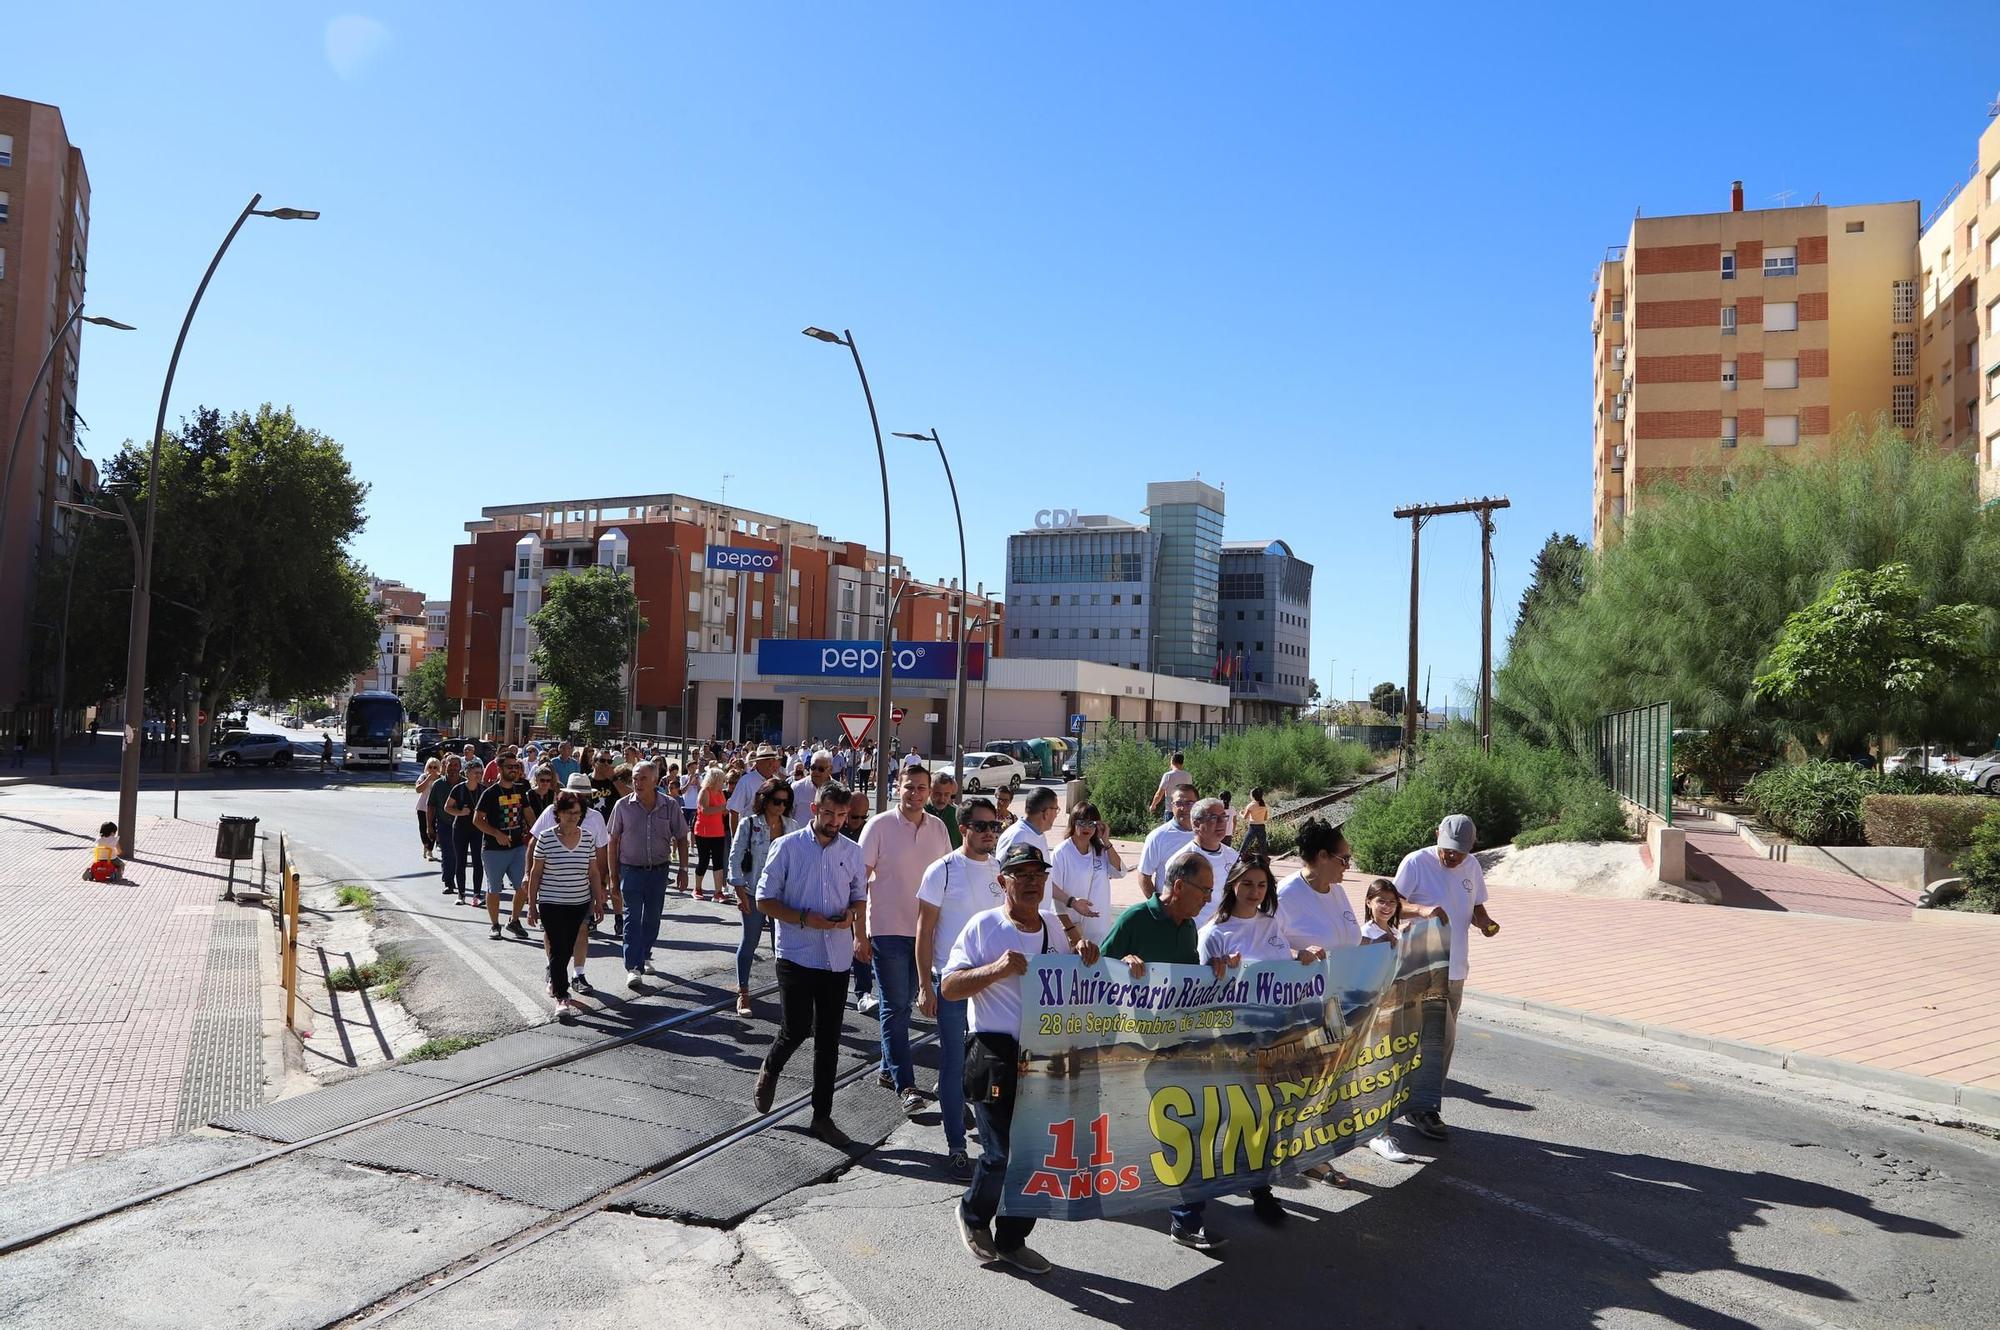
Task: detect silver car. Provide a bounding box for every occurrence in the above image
[208,730,293,768]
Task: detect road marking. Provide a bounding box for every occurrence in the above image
[1439,1175,1859,1330]
[287,839,546,1024]
[739,1220,885,1330]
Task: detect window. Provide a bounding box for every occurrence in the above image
[1130,628,1141,638]
[1721,252,1736,280]
[1722,360,1737,390]
[1989,233,2000,272]
[1721,306,1737,334]
[1132,595,1142,606]
[1763,246,1797,278]
[1611,297,1624,322]
[0,248,5,281]
[1722,416,1739,448]
[1766,415,1800,445]
[1110,593,1121,605]
[0,135,11,167]
[1990,167,2000,206]
[1766,358,1799,390]
[1989,364,2000,403]
[1028,595,1040,607]
[1766,301,1798,332]
[1893,332,1917,376]
[1090,628,1100,639]
[1893,279,1917,323]
[0,192,6,224]
[1010,595,1020,606]
[1845,220,1865,233]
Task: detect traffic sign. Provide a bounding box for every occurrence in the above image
[593,709,611,726]
[1069,712,1087,736]
[837,713,876,747]
[891,707,907,726]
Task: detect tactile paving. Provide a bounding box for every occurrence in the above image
[211,1069,456,1141]
[309,1118,638,1209]
[409,1090,710,1167]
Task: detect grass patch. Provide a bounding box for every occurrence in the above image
[325,946,413,993]
[333,884,376,912]
[402,1034,489,1063]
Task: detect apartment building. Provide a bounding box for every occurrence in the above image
[346,578,429,703]
[447,493,1002,742]
[0,95,90,736]
[1591,182,1919,545]
[1916,115,2000,501]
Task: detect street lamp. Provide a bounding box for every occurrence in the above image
[803,326,894,812]
[892,427,973,788]
[963,615,994,750]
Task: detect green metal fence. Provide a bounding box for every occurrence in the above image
[1592,702,1673,824]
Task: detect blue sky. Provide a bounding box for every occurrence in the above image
[14,3,1997,706]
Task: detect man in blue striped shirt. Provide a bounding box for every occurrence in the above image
[753,780,869,1146]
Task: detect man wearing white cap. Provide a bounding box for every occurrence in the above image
[1393,813,1501,1143]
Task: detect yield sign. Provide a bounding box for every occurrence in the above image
[837,712,876,747]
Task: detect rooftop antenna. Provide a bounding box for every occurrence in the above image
[720,472,733,507]
[1769,188,1797,207]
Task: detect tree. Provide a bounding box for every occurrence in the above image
[1304,679,1322,706]
[401,650,454,727]
[56,406,378,767]
[527,566,645,743]
[1496,421,2000,757]
[1369,681,1404,716]
[1753,563,1981,762]
[1511,533,1588,640]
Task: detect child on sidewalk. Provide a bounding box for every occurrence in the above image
[84,821,124,882]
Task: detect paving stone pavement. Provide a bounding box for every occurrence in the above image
[0,810,267,1182]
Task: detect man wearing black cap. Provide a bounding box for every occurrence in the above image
[941,842,1100,1276]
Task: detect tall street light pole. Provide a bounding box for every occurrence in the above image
[892,428,970,788]
[117,195,318,856]
[803,326,894,813]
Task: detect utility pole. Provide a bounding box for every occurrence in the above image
[1392,495,1510,769]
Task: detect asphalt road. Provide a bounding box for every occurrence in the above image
[4,754,1996,1328]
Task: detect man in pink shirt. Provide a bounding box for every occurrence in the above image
[859,764,953,1113]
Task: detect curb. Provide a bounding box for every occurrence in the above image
[1466,990,2000,1120]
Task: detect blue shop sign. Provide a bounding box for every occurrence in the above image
[757,639,986,682]
[706,545,780,572]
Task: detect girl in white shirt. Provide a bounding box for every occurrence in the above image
[1361,878,1443,944]
[1198,858,1325,979]
[1047,801,1122,946]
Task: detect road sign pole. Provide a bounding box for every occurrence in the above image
[731,572,746,744]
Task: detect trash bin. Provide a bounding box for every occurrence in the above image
[215,815,258,860]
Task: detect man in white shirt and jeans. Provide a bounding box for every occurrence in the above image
[1393,813,1501,1143]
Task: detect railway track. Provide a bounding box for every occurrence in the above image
[1273,766,1399,822]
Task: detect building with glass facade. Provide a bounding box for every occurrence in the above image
[1003,514,1155,668]
[1218,539,1315,719]
[1142,479,1225,680]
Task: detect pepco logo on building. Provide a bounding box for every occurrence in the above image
[1035,508,1078,529]
[820,645,929,673]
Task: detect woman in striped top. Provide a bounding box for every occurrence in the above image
[524,792,607,1018]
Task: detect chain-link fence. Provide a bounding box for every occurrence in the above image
[1592,702,1673,824]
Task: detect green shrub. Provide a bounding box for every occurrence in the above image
[1951,809,2000,913]
[1746,761,1979,845]
[1345,780,1451,874]
[1262,816,1300,859]
[1079,735,1167,838]
[1861,794,1991,852]
[1081,725,1371,839]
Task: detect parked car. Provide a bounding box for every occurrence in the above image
[208,730,292,768]
[1882,746,1965,775]
[418,734,493,765]
[983,740,1043,780]
[1948,750,2000,793]
[935,751,1026,794]
[405,727,443,754]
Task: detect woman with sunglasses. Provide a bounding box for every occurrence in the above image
[1047,800,1122,947]
[526,765,561,821]
[523,791,607,1019]
[727,780,800,1016]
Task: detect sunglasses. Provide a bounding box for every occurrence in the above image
[965,819,1003,832]
[768,798,793,808]
[1074,818,1099,829]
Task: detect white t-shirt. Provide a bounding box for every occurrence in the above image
[791,776,827,812]
[728,769,770,818]
[945,907,1075,1037]
[1138,822,1196,886]
[917,851,1003,970]
[1361,920,1395,942]
[529,803,609,849]
[1047,838,1123,946]
[1198,911,1294,964]
[1395,847,1488,981]
[995,819,1051,865]
[1155,767,1193,801]
[1185,841,1238,929]
[1275,871,1361,952]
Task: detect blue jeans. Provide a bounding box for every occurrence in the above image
[1410,980,1464,1116]
[436,819,457,890]
[486,845,526,898]
[1170,1199,1206,1233]
[870,935,917,1090]
[962,1041,1034,1254]
[851,958,874,998]
[620,864,669,973]
[735,900,769,988]
[933,972,968,1156]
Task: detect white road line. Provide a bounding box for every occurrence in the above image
[1440,1175,1859,1330]
[739,1219,885,1330]
[287,839,546,1025]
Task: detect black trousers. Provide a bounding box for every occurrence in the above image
[417,811,434,853]
[763,958,848,1120]
[539,900,592,999]
[962,1033,1034,1251]
[454,822,484,897]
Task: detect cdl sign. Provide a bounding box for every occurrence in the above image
[758,639,986,682]
[706,544,779,572]
[1034,508,1078,529]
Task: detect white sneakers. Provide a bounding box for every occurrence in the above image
[1368,1133,1415,1163]
[625,970,644,992]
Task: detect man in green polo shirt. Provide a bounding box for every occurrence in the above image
[1099,848,1246,1252]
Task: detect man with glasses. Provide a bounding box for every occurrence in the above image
[859,764,953,1113]
[753,782,868,1148]
[472,755,533,941]
[1394,814,1500,1144]
[607,761,690,991]
[1101,849,1228,1252]
[916,795,1004,1178]
[1138,783,1199,902]
[792,751,834,817]
[1182,797,1239,929]
[927,771,962,850]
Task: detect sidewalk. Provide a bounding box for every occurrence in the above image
[1095,817,2000,1113]
[1678,816,1922,921]
[0,809,269,1183]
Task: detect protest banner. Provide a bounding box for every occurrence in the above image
[1003,919,1450,1219]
